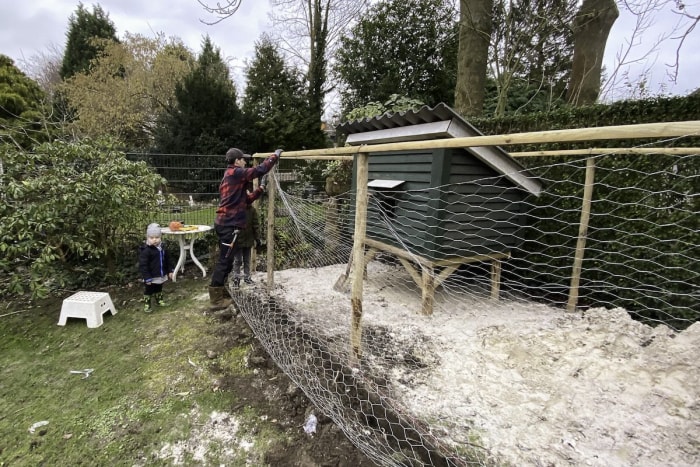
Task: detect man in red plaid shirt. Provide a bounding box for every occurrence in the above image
[209,147,282,309]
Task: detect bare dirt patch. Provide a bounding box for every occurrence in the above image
[208,307,377,466]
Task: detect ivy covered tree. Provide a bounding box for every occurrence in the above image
[487,0,577,116]
[334,0,458,116]
[241,35,318,152]
[0,55,49,148]
[154,36,242,155]
[60,3,119,80]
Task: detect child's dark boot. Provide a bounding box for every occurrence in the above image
[155,292,166,307]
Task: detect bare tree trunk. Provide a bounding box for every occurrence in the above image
[567,0,618,106]
[454,0,493,117]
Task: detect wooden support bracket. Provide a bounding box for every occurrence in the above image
[362,237,510,315]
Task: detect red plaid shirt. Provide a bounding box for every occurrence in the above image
[215,154,278,228]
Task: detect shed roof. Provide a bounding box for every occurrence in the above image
[336,103,542,196]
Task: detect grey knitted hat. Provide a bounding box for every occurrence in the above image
[146,223,161,239]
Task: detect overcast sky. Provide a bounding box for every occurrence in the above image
[0,0,273,89]
[0,0,697,102]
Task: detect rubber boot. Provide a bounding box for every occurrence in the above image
[143,295,152,313]
[155,292,166,307]
[208,286,232,310]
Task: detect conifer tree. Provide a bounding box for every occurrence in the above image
[334,0,458,115]
[0,54,48,148]
[242,35,321,151]
[153,37,242,196]
[60,3,119,80]
[154,36,242,155]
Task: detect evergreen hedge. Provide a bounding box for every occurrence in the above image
[473,94,699,329]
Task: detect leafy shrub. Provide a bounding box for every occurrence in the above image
[0,139,166,299]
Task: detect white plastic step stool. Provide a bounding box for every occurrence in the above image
[58,291,117,328]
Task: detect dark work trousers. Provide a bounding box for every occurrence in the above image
[210,224,242,287]
[143,283,163,296]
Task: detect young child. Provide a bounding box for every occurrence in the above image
[138,223,174,312]
[232,185,264,287]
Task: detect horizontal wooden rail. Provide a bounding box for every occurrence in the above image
[252,120,700,160]
[511,147,700,157]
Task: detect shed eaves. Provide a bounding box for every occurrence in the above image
[335,103,543,197]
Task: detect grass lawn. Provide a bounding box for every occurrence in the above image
[0,277,268,466]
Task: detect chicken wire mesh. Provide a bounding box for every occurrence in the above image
[134,133,698,465]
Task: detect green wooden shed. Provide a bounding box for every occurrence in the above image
[336,104,543,312]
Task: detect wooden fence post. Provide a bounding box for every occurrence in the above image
[350,152,369,366]
[568,157,596,312]
[266,171,276,291]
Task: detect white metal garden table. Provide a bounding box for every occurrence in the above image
[160,225,212,281]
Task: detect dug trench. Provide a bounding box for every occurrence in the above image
[210,304,378,466]
[226,290,474,466]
